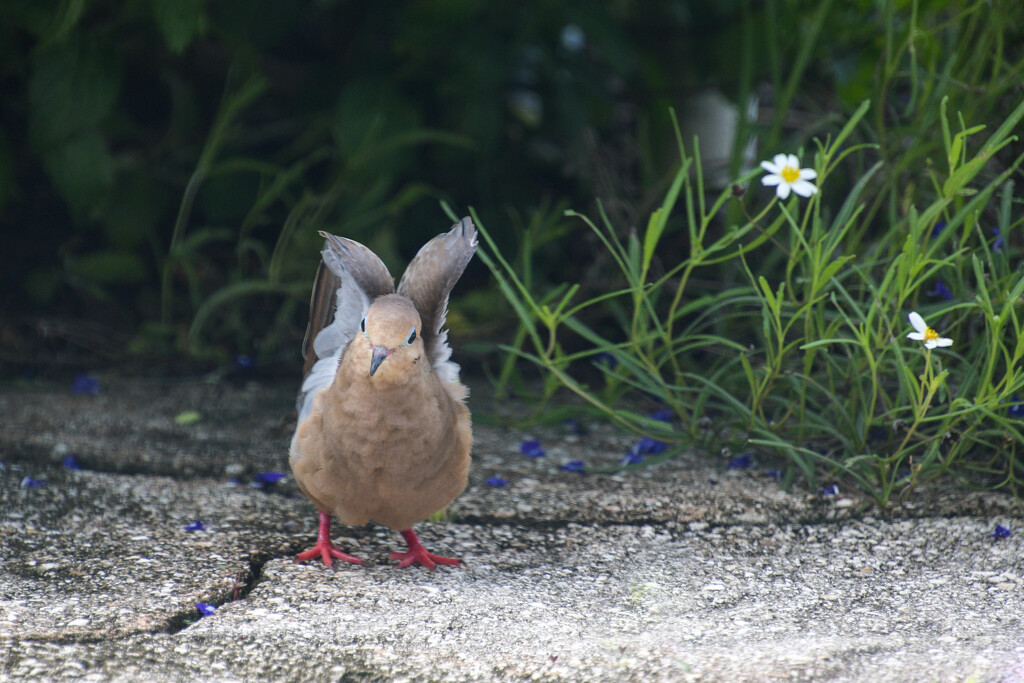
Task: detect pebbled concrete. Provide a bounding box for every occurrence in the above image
[1,375,1022,681]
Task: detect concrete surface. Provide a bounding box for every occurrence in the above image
[1,375,1022,682]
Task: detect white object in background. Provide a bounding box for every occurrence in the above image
[679,89,758,189]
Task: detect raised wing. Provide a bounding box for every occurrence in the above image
[396,217,477,383]
[297,232,395,419]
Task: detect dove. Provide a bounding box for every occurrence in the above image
[289,217,477,569]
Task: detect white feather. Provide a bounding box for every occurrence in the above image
[431,328,460,384]
[295,246,373,422]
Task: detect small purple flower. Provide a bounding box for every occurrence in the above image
[251,471,286,489]
[992,228,1004,251]
[196,603,217,616]
[184,521,206,531]
[593,352,618,369]
[728,453,753,469]
[71,373,100,395]
[21,476,45,488]
[930,221,947,239]
[560,460,586,474]
[234,354,255,370]
[822,483,840,496]
[520,440,546,458]
[765,469,783,479]
[707,477,718,485]
[990,524,1011,539]
[61,455,81,470]
[485,476,509,487]
[927,280,953,301]
[1009,394,1023,420]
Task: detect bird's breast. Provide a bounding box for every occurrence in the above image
[321,374,461,478]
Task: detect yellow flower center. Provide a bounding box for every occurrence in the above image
[781,165,801,183]
[924,328,939,342]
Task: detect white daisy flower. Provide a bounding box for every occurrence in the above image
[760,153,818,199]
[906,311,953,349]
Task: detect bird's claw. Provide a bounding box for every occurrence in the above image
[392,528,461,569]
[388,548,461,570]
[296,540,362,568]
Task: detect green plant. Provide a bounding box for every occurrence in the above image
[476,93,1024,505]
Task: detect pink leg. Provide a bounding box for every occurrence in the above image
[388,528,461,570]
[295,511,362,568]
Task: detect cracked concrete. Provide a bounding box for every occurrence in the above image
[1,375,1023,681]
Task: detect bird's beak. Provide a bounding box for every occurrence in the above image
[369,345,390,376]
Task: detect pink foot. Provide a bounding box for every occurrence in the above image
[296,511,362,568]
[389,528,461,570]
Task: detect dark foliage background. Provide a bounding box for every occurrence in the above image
[1,0,1021,376]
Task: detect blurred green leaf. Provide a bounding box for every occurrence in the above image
[150,0,207,54]
[40,130,114,219]
[100,176,168,250]
[66,250,147,284]
[28,36,120,145]
[24,267,63,305]
[174,410,202,425]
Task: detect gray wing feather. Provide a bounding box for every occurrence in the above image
[396,217,477,383]
[296,232,395,420]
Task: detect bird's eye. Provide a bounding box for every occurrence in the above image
[360,317,367,335]
[405,327,417,345]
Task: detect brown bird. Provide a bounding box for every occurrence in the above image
[289,218,476,569]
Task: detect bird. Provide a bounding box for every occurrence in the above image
[289,217,477,569]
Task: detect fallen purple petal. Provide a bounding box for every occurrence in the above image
[196,603,217,616]
[867,427,887,442]
[21,476,45,488]
[765,469,783,479]
[930,220,947,238]
[560,460,586,474]
[519,440,546,458]
[647,409,673,423]
[593,352,617,369]
[234,354,255,370]
[990,524,1011,539]
[822,483,840,496]
[71,373,100,395]
[251,471,286,489]
[621,452,644,466]
[563,419,586,436]
[729,453,753,469]
[184,521,206,531]
[485,476,509,487]
[61,455,81,470]
[629,437,667,458]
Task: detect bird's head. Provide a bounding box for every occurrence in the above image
[359,294,425,383]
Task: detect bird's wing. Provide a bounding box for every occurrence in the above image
[396,217,477,383]
[297,232,395,420]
